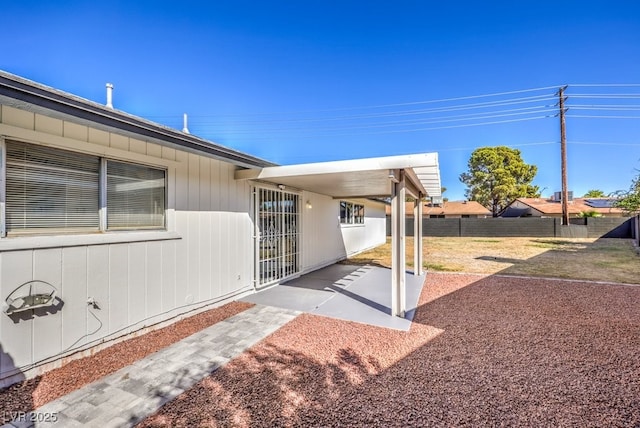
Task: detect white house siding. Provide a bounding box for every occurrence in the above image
[340,199,386,256]
[0,105,253,385]
[300,191,346,272]
[300,193,385,273]
[0,102,388,386]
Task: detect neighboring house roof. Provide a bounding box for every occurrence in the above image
[385,200,491,216]
[0,70,275,169]
[501,207,530,218]
[424,200,491,216]
[503,197,625,216]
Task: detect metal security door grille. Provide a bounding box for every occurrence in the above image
[255,188,300,286]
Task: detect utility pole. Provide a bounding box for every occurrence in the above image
[559,85,569,226]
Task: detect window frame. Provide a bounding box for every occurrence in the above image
[339,200,365,225]
[0,138,167,237]
[105,159,167,231]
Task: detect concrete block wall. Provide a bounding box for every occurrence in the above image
[386,216,634,239]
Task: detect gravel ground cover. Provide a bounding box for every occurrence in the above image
[138,273,640,427]
[0,301,253,424]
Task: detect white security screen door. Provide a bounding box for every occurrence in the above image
[254,187,300,286]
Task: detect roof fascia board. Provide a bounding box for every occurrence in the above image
[235,152,438,181]
[331,193,393,200]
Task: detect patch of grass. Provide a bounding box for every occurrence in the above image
[531,239,583,246]
[345,237,640,284]
[423,262,464,272]
[527,239,587,251]
[596,245,630,253]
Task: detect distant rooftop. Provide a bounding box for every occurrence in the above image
[508,197,624,216]
[386,200,491,216]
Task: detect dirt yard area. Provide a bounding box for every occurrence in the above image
[139,273,640,427]
[347,237,640,284]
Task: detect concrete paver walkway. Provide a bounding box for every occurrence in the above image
[2,304,299,428]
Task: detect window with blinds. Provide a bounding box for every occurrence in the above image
[106,160,166,229]
[5,141,100,233]
[3,140,166,235]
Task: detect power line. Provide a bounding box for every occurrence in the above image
[145,86,559,120]
[567,94,640,99]
[187,95,557,125]
[566,114,640,119]
[569,104,640,111]
[192,106,555,133]
[142,85,640,124]
[154,95,556,128]
[354,85,558,108]
[567,83,640,87]
[193,111,554,135]
[436,141,557,152]
[137,84,640,147]
[568,141,640,147]
[207,115,553,140]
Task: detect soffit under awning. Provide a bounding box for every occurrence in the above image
[235,153,441,199]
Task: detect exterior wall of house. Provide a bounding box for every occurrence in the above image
[300,191,346,272]
[0,105,254,386]
[299,193,385,273]
[0,104,387,386]
[340,199,386,256]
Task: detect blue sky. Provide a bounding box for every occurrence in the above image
[3,1,640,200]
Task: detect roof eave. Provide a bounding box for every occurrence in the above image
[0,71,276,169]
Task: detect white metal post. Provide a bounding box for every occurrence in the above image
[253,187,260,290]
[391,170,406,317]
[414,193,423,276]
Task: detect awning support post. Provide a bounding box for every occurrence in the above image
[391,170,406,317]
[414,192,423,276]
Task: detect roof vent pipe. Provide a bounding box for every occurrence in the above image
[182,113,190,134]
[105,83,114,109]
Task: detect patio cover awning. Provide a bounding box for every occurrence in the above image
[234,152,441,200]
[235,152,441,319]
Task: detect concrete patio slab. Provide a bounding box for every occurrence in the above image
[241,264,425,331]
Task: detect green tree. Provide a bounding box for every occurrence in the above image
[583,189,606,198]
[613,171,640,215]
[459,146,539,217]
